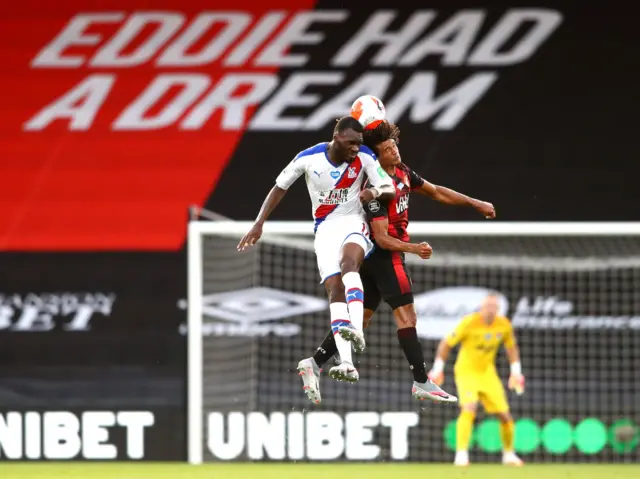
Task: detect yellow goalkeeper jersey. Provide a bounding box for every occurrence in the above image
[445,312,516,374]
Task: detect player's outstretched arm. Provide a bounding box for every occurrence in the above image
[237,185,287,251]
[504,328,525,395]
[415,179,496,219]
[369,215,432,258]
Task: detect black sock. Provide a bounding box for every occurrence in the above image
[397,327,428,383]
[312,329,338,368]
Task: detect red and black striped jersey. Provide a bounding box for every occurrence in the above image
[365,163,424,242]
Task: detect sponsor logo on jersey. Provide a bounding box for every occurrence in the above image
[396,194,409,214]
[319,188,349,205]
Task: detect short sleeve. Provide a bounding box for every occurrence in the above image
[275,154,306,190]
[406,166,425,190]
[360,150,393,189]
[364,198,388,223]
[445,315,473,347]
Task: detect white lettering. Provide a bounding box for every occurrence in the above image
[381,412,418,459]
[208,412,245,460]
[255,11,348,66]
[113,74,209,130]
[225,13,286,66]
[31,14,124,68]
[345,412,380,460]
[304,73,392,130]
[287,412,305,460]
[91,13,184,67]
[182,74,278,130]
[399,11,484,66]
[305,412,344,460]
[157,13,251,66]
[247,412,286,460]
[0,412,22,459]
[82,412,116,459]
[250,72,343,130]
[117,411,154,459]
[44,412,81,459]
[469,9,563,65]
[386,72,497,130]
[332,11,434,67]
[24,75,114,131]
[25,412,41,459]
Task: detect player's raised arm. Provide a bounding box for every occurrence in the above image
[237,155,306,251]
[364,198,432,258]
[410,170,496,219]
[503,323,525,395]
[359,149,395,203]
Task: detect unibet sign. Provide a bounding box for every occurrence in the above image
[208,411,418,460]
[443,417,639,454]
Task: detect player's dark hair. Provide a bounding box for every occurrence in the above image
[334,116,364,134]
[363,120,400,154]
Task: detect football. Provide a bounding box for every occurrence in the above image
[350,95,386,130]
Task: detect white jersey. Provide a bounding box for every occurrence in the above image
[275,142,392,232]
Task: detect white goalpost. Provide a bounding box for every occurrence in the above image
[187,221,640,465]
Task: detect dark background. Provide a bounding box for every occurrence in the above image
[208,3,638,222]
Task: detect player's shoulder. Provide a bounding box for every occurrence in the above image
[294,142,328,161]
[460,313,480,327]
[496,315,513,328]
[357,145,377,162]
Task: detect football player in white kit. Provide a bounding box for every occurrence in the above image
[237,117,394,396]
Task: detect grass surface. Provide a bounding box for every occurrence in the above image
[3,463,640,479]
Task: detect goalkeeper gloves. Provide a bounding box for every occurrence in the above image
[508,362,525,395]
[427,358,445,386]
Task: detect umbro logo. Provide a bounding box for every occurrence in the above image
[178,287,327,337]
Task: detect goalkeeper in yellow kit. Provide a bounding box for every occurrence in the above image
[428,292,525,466]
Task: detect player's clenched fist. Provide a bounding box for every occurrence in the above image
[237,222,263,251]
[475,201,496,219]
[411,241,432,259]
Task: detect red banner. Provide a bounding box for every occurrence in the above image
[0,1,314,250]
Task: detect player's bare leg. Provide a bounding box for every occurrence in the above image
[393,304,457,403]
[325,277,359,383]
[497,411,523,466]
[454,403,477,466]
[335,240,367,353]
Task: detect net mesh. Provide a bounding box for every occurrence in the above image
[196,228,640,463]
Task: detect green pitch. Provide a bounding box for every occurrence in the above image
[3,463,639,479]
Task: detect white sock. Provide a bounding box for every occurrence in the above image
[342,271,364,331]
[330,302,353,364]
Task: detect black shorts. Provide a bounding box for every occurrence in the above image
[360,243,414,311]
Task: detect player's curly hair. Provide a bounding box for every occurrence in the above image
[362,120,400,154]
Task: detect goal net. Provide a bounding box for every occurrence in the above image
[187,221,640,464]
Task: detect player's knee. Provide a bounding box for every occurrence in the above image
[325,278,345,303]
[339,257,359,274]
[393,303,417,329]
[497,412,512,423]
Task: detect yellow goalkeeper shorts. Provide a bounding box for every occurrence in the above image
[455,370,509,414]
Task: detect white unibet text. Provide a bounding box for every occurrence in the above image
[207,411,419,460]
[0,411,154,460]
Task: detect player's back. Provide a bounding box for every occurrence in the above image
[451,313,514,374]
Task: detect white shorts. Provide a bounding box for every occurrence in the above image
[314,216,374,283]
